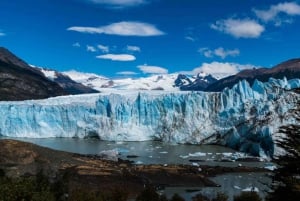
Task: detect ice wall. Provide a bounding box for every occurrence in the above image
[0,78,299,156]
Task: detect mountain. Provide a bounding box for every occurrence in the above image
[64,70,180,91]
[33,67,99,94]
[0,47,67,101]
[174,73,218,91]
[206,58,300,92]
[1,77,299,156]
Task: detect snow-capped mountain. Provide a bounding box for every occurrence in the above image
[63,70,219,92]
[1,77,300,157]
[63,70,180,91]
[174,73,218,91]
[32,66,99,94]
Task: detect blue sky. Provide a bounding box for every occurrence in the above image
[0,0,300,78]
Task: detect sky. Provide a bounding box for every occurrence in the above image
[0,0,300,78]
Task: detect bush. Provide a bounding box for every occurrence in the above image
[170,194,185,201]
[136,186,160,201]
[192,193,210,201]
[0,176,55,201]
[233,191,262,201]
[212,192,228,201]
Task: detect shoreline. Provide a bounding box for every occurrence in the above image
[0,139,270,198]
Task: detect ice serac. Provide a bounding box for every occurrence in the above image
[0,78,300,157]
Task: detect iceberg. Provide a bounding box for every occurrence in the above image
[0,78,299,156]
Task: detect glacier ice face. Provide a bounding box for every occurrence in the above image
[0,78,299,156]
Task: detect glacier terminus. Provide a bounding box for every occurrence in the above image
[0,77,300,157]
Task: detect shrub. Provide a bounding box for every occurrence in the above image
[233,191,262,201]
[212,192,228,201]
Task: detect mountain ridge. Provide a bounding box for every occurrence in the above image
[0,47,67,101]
[206,58,300,91]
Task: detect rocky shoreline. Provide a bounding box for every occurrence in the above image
[0,139,269,198]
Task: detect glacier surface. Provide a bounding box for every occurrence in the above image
[0,78,299,156]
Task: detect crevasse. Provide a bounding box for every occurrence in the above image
[0,77,299,156]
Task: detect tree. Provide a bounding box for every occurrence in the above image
[267,96,300,201]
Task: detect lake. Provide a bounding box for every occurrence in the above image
[1,137,273,200]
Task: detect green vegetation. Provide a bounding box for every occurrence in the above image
[0,174,56,201]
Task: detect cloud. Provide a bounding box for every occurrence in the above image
[253,2,300,25]
[127,45,141,52]
[0,30,5,36]
[191,62,258,79]
[67,21,165,37]
[185,36,196,42]
[116,71,138,75]
[138,65,168,74]
[211,18,265,38]
[199,47,240,59]
[86,45,97,52]
[87,0,148,8]
[98,44,109,53]
[72,42,81,47]
[96,54,136,61]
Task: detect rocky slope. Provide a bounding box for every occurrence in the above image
[0,47,68,101]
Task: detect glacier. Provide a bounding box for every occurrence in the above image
[0,77,299,157]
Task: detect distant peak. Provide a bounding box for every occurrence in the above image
[0,47,29,68]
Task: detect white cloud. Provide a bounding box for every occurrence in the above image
[254,2,300,25]
[211,18,265,38]
[88,0,148,8]
[86,45,97,52]
[199,47,240,59]
[72,42,81,47]
[198,48,213,58]
[67,21,165,37]
[185,36,196,42]
[98,44,109,53]
[0,31,5,36]
[138,65,168,74]
[191,62,258,79]
[96,54,136,61]
[116,71,138,75]
[127,45,141,52]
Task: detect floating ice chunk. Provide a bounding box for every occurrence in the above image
[189,152,207,157]
[242,187,259,192]
[135,161,143,165]
[264,164,277,171]
[179,155,189,159]
[99,149,119,161]
[222,152,233,157]
[234,186,241,190]
[159,151,168,154]
[116,148,129,154]
[192,162,200,167]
